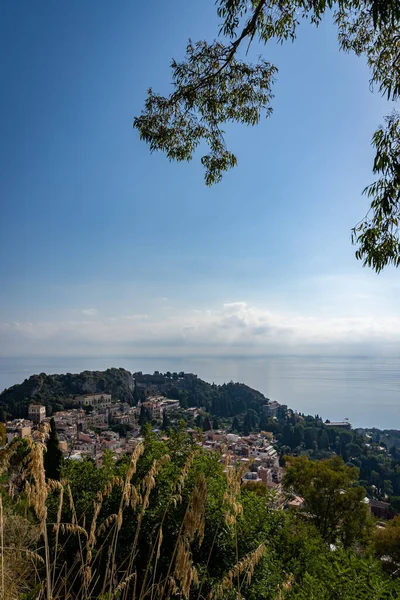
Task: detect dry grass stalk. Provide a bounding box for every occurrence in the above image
[66,484,76,522]
[24,439,48,525]
[23,435,53,600]
[223,456,248,527]
[47,479,63,494]
[88,500,102,548]
[97,513,118,535]
[96,444,144,591]
[1,495,4,600]
[140,455,170,513]
[276,573,295,599]
[183,473,206,545]
[101,443,145,598]
[59,523,88,538]
[0,440,23,479]
[113,570,137,596]
[1,436,274,600]
[0,507,40,600]
[120,455,170,600]
[213,543,266,599]
[138,451,198,600]
[176,451,198,497]
[168,473,206,599]
[51,483,64,591]
[156,526,163,561]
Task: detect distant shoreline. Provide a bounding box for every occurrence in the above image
[1,355,399,430]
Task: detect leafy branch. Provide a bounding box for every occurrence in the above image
[134,0,400,270]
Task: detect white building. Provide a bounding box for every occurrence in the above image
[6,419,32,443]
[28,404,46,424]
[141,397,180,421]
[76,393,112,408]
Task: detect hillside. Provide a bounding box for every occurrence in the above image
[0,368,135,418]
[133,370,268,416]
[0,368,268,419]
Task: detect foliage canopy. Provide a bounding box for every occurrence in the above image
[134,0,400,271]
[283,455,372,547]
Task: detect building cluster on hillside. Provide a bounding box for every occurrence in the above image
[5,403,47,443]
[3,392,372,515]
[140,397,180,419]
[6,394,286,468]
[200,429,284,501]
[4,392,185,460]
[5,379,398,526]
[262,401,288,419]
[3,393,286,483]
[3,387,291,499]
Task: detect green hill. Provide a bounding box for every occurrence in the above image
[0,368,135,418]
[0,368,268,420]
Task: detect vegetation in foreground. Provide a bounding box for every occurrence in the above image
[1,425,400,600]
[3,367,400,515]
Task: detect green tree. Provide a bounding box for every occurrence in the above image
[259,415,269,431]
[319,429,330,451]
[282,424,293,448]
[346,442,362,458]
[286,551,400,599]
[339,430,353,459]
[162,409,171,431]
[243,409,259,433]
[133,384,145,405]
[195,413,205,429]
[292,423,304,450]
[370,469,381,492]
[134,0,400,271]
[44,417,63,481]
[180,392,188,409]
[390,496,400,514]
[0,423,6,446]
[374,515,400,570]
[139,405,151,427]
[231,416,240,432]
[304,427,318,450]
[384,479,394,497]
[284,455,371,547]
[203,415,212,431]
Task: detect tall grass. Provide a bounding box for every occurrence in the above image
[0,430,267,600]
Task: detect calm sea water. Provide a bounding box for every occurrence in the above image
[0,355,399,430]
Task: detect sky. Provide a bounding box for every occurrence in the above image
[0,0,399,358]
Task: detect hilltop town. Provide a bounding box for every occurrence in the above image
[2,368,400,519]
[4,377,287,502]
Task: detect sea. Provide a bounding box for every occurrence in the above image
[0,355,399,431]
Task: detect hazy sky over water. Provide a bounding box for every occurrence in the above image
[0,0,398,357]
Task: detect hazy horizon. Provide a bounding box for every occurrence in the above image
[1,2,399,360]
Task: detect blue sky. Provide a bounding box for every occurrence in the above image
[1,0,399,357]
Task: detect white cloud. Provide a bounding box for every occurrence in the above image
[223,302,247,310]
[123,314,149,320]
[1,300,400,357]
[81,308,98,317]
